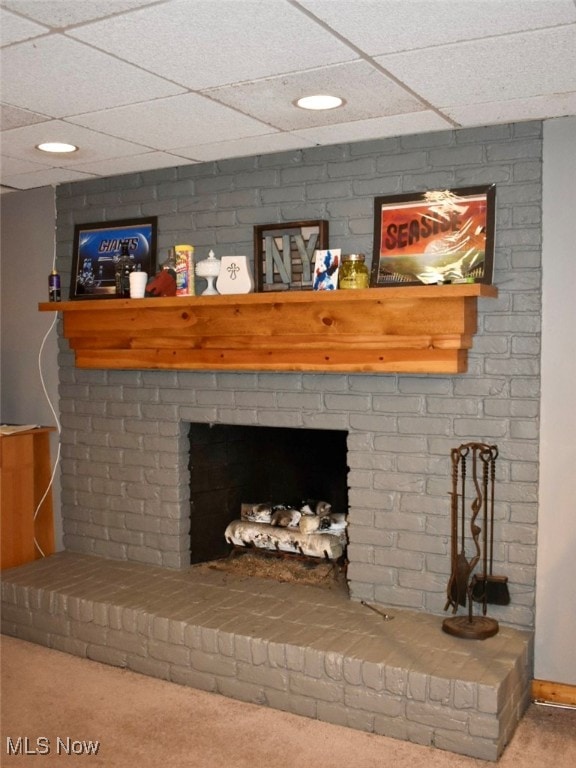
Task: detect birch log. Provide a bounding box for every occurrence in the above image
[224,520,345,560]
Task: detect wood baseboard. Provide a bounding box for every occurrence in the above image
[532,679,576,706]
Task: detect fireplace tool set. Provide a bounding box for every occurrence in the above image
[443,442,510,639]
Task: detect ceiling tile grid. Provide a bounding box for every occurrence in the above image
[1,36,186,117]
[297,0,576,54]
[65,0,359,90]
[66,92,278,149]
[1,0,575,191]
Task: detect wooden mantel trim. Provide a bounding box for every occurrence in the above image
[39,284,498,374]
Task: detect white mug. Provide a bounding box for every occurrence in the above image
[129,271,148,298]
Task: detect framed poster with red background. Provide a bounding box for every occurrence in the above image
[371,185,495,287]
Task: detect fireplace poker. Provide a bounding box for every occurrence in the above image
[361,600,394,621]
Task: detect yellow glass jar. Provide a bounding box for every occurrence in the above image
[339,254,369,289]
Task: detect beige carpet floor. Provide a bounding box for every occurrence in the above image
[1,634,575,767]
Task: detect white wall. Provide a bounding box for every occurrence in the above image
[0,186,62,550]
[536,116,576,685]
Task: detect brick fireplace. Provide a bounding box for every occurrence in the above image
[1,121,542,759]
[56,364,537,633]
[50,120,541,638]
[2,363,536,759]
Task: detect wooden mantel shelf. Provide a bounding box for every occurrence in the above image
[39,284,498,374]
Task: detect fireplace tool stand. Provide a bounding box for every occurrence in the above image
[443,442,504,640]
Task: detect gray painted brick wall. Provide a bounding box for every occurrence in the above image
[54,122,542,632]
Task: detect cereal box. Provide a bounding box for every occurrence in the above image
[174,244,195,296]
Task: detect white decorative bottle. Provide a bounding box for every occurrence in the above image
[194,250,221,295]
[216,256,254,294]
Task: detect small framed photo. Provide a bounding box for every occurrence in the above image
[70,216,157,299]
[253,220,329,292]
[371,185,496,287]
[313,249,341,291]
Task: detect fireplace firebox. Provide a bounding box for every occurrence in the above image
[188,424,349,565]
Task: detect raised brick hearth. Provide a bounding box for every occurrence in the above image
[1,552,533,761]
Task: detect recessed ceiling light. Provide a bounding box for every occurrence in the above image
[295,94,344,111]
[36,142,79,154]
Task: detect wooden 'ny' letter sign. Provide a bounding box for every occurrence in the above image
[253,220,328,291]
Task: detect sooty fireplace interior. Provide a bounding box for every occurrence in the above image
[188,424,349,564]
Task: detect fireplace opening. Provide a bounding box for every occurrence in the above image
[188,424,349,566]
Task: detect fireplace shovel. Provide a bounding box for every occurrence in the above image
[471,447,510,607]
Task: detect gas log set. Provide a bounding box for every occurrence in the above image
[224,500,348,562]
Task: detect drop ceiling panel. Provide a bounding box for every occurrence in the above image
[1,0,163,26]
[0,166,97,190]
[1,155,53,175]
[376,26,576,108]
[298,0,576,55]
[67,93,276,150]
[69,151,198,177]
[175,132,317,163]
[2,120,156,165]
[0,7,48,44]
[445,92,576,127]
[290,111,453,147]
[0,104,50,131]
[205,61,428,131]
[67,0,358,90]
[1,36,185,117]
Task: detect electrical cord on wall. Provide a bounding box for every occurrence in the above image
[33,310,62,557]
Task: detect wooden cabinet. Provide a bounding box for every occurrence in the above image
[0,427,55,570]
[39,284,497,374]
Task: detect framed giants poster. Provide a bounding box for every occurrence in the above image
[70,217,157,299]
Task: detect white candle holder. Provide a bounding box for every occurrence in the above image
[195,250,221,295]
